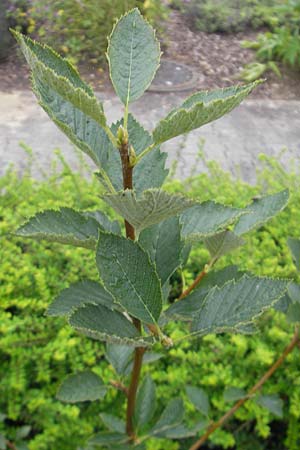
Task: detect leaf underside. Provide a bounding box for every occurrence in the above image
[204,230,245,260]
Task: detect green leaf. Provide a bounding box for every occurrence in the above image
[186,386,210,416]
[107,8,160,105]
[287,237,300,271]
[13,31,106,127]
[88,432,127,446]
[105,344,133,376]
[0,435,5,450]
[287,282,300,303]
[100,414,125,434]
[181,202,245,243]
[139,217,183,285]
[86,211,121,235]
[99,115,168,193]
[69,304,152,347]
[16,208,103,249]
[234,190,289,235]
[56,371,107,403]
[96,232,162,324]
[287,302,300,323]
[191,275,288,337]
[151,398,184,436]
[165,266,245,321]
[135,375,156,428]
[47,280,115,317]
[103,189,195,235]
[256,394,283,418]
[204,230,245,261]
[33,78,112,169]
[160,421,208,439]
[224,387,246,402]
[124,352,164,376]
[16,426,31,440]
[152,81,261,145]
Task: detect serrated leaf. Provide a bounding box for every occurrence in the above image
[287,237,300,271]
[56,371,107,403]
[96,232,162,324]
[47,280,115,317]
[105,344,133,376]
[165,266,245,321]
[100,414,125,434]
[99,114,168,193]
[160,420,208,439]
[86,211,121,235]
[13,31,106,127]
[69,304,152,347]
[135,375,156,428]
[107,8,160,105]
[274,292,292,313]
[16,208,102,249]
[234,190,289,235]
[88,432,127,446]
[186,386,210,416]
[33,78,112,169]
[139,217,183,285]
[103,189,195,235]
[287,282,300,303]
[152,81,261,145]
[181,202,245,243]
[191,275,288,337]
[287,302,300,323]
[204,230,245,261]
[151,398,184,436]
[256,394,283,418]
[224,387,246,402]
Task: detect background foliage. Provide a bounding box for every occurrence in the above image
[1,148,300,449]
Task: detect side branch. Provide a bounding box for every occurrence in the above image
[189,326,300,450]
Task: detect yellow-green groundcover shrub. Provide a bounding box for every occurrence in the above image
[0,151,300,450]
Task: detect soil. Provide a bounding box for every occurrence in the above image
[0,9,299,99]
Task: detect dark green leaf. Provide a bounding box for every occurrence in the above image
[153,82,261,145]
[0,435,5,450]
[256,394,283,418]
[186,386,210,416]
[16,208,102,249]
[85,211,121,235]
[288,282,300,303]
[107,8,160,105]
[47,280,115,317]
[88,432,127,446]
[204,230,245,261]
[287,237,300,271]
[151,398,184,436]
[96,232,162,324]
[287,302,300,323]
[191,275,288,337]
[105,344,133,376]
[100,414,125,434]
[56,371,107,403]
[135,375,156,428]
[181,202,244,243]
[139,217,183,285]
[224,387,246,402]
[160,420,208,439]
[124,352,163,376]
[234,190,289,235]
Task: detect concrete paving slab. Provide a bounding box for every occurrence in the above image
[0,89,299,183]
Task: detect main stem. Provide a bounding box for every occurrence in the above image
[189,326,300,450]
[119,138,145,441]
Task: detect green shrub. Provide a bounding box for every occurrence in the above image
[1,151,300,449]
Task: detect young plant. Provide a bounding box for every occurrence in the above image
[13,8,293,449]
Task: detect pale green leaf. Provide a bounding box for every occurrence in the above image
[287,282,300,303]
[256,394,283,418]
[204,230,245,261]
[135,375,156,428]
[287,302,300,323]
[69,304,152,347]
[47,280,115,317]
[96,232,162,324]
[56,371,107,403]
[0,435,5,450]
[165,266,245,321]
[191,275,288,336]
[139,217,183,285]
[234,190,289,235]
[103,189,195,235]
[224,387,246,402]
[151,398,184,436]
[107,8,160,105]
[124,352,164,376]
[105,344,133,376]
[181,202,245,243]
[13,31,106,126]
[16,425,31,440]
[153,81,261,145]
[16,208,102,249]
[100,414,125,434]
[186,386,210,416]
[99,115,168,193]
[33,78,112,169]
[287,237,300,271]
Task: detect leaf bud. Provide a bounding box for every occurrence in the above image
[116,125,128,147]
